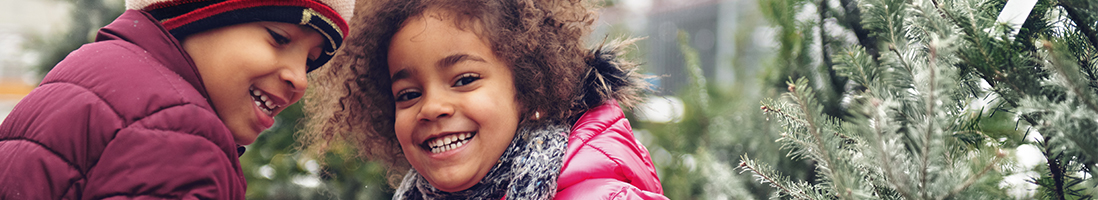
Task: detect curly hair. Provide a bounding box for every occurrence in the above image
[298,0,647,187]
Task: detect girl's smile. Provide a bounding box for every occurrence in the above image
[422,131,475,154]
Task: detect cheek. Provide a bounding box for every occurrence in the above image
[393,110,417,144]
[471,86,521,130]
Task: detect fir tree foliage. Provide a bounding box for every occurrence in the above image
[742,0,1098,198]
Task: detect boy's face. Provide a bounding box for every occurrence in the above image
[183,22,324,145]
[388,10,522,192]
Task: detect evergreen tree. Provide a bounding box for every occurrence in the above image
[739,0,1098,199]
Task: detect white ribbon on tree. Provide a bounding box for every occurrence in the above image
[995,0,1040,39]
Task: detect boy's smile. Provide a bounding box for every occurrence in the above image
[388,9,522,192]
[183,21,324,145]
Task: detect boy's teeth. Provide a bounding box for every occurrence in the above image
[250,87,280,115]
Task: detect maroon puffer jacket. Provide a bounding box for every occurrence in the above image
[0,10,246,199]
[555,101,667,200]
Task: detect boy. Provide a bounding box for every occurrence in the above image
[0,0,351,199]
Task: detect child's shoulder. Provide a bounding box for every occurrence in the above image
[53,40,182,87]
[45,39,213,117]
[560,100,666,198]
[568,100,629,141]
[565,100,643,153]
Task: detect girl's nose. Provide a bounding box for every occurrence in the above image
[417,93,454,122]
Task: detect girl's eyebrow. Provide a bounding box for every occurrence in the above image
[391,68,415,81]
[437,54,486,68]
[391,53,486,81]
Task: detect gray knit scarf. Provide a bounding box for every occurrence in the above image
[393,123,570,200]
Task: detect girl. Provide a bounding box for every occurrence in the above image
[302,0,666,199]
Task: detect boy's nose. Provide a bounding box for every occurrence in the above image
[279,63,307,93]
[281,46,314,93]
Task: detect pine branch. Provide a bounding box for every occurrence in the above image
[928,0,967,35]
[860,0,906,53]
[888,45,913,72]
[928,0,1033,102]
[1042,136,1070,200]
[738,155,812,199]
[838,0,881,61]
[834,46,880,86]
[762,104,810,128]
[1058,0,1098,52]
[819,0,847,98]
[1044,40,1098,115]
[678,31,710,109]
[865,98,915,200]
[786,78,851,200]
[820,0,833,71]
[938,149,1006,200]
[916,41,942,200]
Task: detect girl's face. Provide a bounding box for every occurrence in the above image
[387,10,522,192]
[183,21,324,145]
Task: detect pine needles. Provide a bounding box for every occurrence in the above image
[742,0,1098,198]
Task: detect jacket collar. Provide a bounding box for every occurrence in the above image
[94,10,212,105]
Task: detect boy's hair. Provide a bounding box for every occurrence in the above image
[300,0,646,186]
[126,0,354,71]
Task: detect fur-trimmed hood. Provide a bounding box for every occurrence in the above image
[572,38,649,119]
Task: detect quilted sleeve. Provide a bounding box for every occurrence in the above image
[0,83,125,200]
[82,104,245,200]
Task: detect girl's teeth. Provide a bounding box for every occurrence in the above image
[252,89,261,96]
[428,133,474,153]
[260,95,268,101]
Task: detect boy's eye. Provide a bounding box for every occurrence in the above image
[395,90,422,102]
[266,28,291,45]
[453,73,481,87]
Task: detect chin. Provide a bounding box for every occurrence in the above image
[423,170,480,192]
[231,129,259,145]
[431,182,476,193]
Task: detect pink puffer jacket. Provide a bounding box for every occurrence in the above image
[555,101,667,200]
[0,10,245,199]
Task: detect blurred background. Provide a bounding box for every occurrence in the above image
[0,0,1047,199]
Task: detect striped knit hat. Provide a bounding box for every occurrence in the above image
[126,0,353,72]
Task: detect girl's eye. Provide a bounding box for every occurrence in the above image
[453,73,481,87]
[395,90,422,102]
[266,28,291,45]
